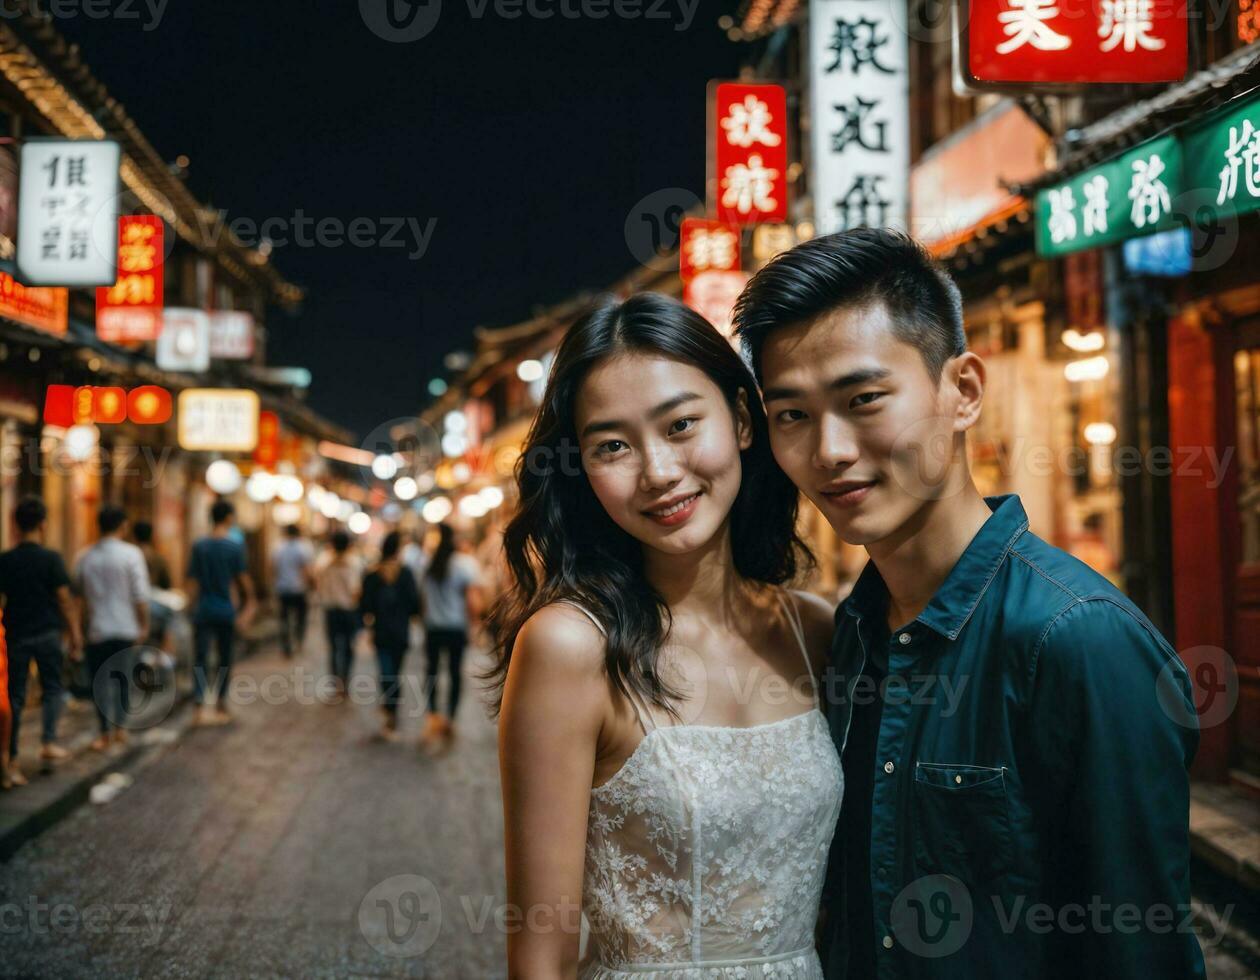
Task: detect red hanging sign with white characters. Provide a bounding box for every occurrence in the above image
[96,215,164,343]
[711,82,789,225]
[679,218,741,283]
[968,0,1188,85]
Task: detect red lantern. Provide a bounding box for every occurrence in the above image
[127,386,172,425]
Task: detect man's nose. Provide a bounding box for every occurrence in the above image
[812,414,859,471]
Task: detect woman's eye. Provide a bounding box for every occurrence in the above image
[851,391,885,409]
[668,417,698,435]
[594,440,627,457]
[776,409,806,424]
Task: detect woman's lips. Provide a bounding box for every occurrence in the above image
[644,491,702,527]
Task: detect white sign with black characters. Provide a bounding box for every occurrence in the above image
[17,139,121,286]
[807,0,910,235]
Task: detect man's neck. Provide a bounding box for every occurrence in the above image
[16,531,43,546]
[211,525,231,539]
[865,484,994,631]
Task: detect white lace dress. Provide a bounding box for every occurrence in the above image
[568,595,844,979]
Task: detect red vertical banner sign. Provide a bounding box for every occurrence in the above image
[710,82,789,225]
[967,0,1187,84]
[253,410,280,469]
[96,215,164,342]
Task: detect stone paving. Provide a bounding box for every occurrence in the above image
[0,628,507,979]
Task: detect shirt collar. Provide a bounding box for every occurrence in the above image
[842,494,1030,641]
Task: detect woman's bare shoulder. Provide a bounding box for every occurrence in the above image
[788,588,838,674]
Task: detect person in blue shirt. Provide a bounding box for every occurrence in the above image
[186,500,255,727]
[733,228,1204,980]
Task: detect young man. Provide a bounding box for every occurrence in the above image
[75,505,150,750]
[271,524,314,659]
[187,500,254,726]
[0,497,82,778]
[734,229,1204,980]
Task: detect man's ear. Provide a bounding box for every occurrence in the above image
[735,388,754,450]
[948,352,985,432]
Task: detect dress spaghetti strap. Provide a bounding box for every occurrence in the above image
[555,599,655,735]
[778,589,817,696]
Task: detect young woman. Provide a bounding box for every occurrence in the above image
[490,293,843,979]
[315,530,361,701]
[359,531,420,741]
[418,523,481,746]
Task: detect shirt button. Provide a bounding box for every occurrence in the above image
[884,761,895,774]
[955,775,963,785]
[898,632,911,645]
[883,935,894,949]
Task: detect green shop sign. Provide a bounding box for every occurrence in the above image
[1036,88,1260,257]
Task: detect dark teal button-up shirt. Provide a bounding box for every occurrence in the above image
[821,495,1204,980]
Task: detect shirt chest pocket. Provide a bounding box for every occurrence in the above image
[912,763,1013,887]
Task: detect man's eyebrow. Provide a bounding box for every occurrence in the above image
[762,368,892,403]
[580,391,703,438]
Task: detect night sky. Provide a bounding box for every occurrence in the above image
[56,4,742,439]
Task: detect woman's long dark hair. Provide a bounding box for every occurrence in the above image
[484,292,811,718]
[426,523,455,582]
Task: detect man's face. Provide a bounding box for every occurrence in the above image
[760,302,969,548]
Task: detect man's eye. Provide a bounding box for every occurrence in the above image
[776,409,806,424]
[851,392,885,409]
[669,417,698,435]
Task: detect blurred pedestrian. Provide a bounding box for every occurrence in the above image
[187,500,254,726]
[359,531,420,740]
[316,530,360,701]
[0,496,82,777]
[272,524,314,659]
[74,505,150,751]
[0,612,12,790]
[418,523,481,746]
[132,520,174,650]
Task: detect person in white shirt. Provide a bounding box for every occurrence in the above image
[314,530,361,700]
[271,524,314,659]
[74,505,150,751]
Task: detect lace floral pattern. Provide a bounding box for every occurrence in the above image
[581,710,843,977]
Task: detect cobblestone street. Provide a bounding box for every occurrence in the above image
[0,632,507,979]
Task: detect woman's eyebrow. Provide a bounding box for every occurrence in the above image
[580,391,702,438]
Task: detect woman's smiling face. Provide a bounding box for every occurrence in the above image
[575,352,752,557]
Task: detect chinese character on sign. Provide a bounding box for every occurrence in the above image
[96,215,164,343]
[721,95,783,149]
[996,0,1071,53]
[1082,174,1110,235]
[826,17,895,74]
[1099,0,1165,51]
[1047,186,1078,244]
[1129,153,1171,228]
[836,175,893,230]
[1217,119,1260,205]
[711,82,788,224]
[679,219,740,282]
[17,140,120,287]
[832,97,889,154]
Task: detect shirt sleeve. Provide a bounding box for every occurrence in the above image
[186,543,201,583]
[50,551,72,591]
[1027,598,1204,980]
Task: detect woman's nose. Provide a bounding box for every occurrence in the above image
[639,442,684,491]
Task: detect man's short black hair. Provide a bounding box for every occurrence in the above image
[733,228,966,380]
[284,524,301,538]
[14,496,46,534]
[331,530,350,553]
[97,504,127,536]
[133,520,154,544]
[210,500,235,526]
